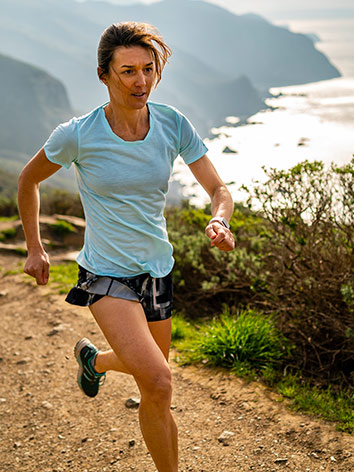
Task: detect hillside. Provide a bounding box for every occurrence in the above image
[0,0,340,136]
[0,53,72,156]
[0,54,75,190]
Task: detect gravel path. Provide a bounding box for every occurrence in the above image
[0,253,352,472]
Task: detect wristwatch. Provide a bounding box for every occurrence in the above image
[208,216,230,229]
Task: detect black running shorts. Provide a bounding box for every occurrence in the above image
[65,265,173,322]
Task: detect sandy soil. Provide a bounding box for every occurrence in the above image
[0,252,353,472]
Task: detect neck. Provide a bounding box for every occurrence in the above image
[104,102,150,141]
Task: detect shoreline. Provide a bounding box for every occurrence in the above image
[171,77,354,207]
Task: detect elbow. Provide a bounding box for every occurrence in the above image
[213,183,233,201]
[18,166,39,193]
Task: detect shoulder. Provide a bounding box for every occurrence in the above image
[148,101,186,121]
[148,101,194,136]
[67,103,105,130]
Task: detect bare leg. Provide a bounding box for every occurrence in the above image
[89,296,178,472]
[94,313,171,374]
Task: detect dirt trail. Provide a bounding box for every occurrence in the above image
[0,252,353,472]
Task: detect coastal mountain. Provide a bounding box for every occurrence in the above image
[0,0,340,137]
[0,54,74,189]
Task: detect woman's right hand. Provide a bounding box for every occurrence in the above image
[24,249,50,285]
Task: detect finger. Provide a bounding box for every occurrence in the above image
[41,262,50,285]
[210,230,226,246]
[213,233,235,251]
[205,225,217,240]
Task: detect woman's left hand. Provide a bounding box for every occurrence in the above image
[205,222,235,252]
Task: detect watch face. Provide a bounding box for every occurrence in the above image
[210,217,230,229]
[221,218,230,229]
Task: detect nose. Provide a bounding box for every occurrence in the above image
[135,70,146,87]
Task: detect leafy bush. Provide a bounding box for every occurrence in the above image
[40,189,84,217]
[245,160,353,385]
[168,160,353,386]
[167,202,268,316]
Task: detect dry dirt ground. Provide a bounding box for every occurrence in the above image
[0,252,353,472]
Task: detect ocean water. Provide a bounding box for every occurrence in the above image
[171,17,354,206]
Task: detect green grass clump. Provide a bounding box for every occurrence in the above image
[171,313,196,344]
[0,227,16,241]
[275,376,354,433]
[184,308,290,373]
[0,215,18,222]
[14,247,27,256]
[49,219,75,235]
[49,262,78,293]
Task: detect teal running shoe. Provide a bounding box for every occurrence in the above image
[74,338,106,398]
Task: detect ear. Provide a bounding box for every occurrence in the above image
[97,67,108,85]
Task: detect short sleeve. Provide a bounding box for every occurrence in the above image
[43,118,79,169]
[178,113,208,165]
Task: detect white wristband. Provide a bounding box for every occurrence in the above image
[208,216,230,229]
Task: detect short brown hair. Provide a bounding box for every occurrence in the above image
[97,22,171,87]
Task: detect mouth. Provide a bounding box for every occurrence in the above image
[131,92,146,98]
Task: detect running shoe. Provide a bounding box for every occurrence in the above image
[74,338,106,397]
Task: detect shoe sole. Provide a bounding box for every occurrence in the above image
[74,338,91,393]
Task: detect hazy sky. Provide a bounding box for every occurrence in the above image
[139,0,354,19]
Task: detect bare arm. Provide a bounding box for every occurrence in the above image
[188,155,235,251]
[18,148,62,284]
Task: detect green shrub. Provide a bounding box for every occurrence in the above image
[168,160,353,386]
[40,189,84,217]
[167,203,268,317]
[185,308,291,372]
[246,160,353,385]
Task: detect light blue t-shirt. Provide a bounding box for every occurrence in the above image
[44,102,208,277]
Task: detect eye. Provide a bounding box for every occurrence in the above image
[145,67,153,73]
[123,69,133,75]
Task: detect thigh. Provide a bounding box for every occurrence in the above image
[89,296,170,382]
[148,318,172,361]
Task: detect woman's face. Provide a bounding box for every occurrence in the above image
[103,45,156,110]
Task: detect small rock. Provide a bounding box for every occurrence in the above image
[24,336,33,340]
[274,458,288,464]
[13,442,21,449]
[311,452,320,459]
[128,439,135,448]
[0,398,6,403]
[0,291,8,297]
[218,431,234,446]
[16,358,30,365]
[125,397,140,409]
[41,401,53,410]
[330,456,337,462]
[47,325,66,336]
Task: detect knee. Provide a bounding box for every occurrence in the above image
[138,367,172,406]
